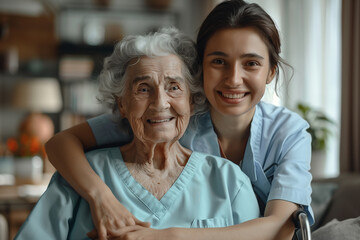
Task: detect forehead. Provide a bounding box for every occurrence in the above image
[126,55,184,79]
[205,27,269,56]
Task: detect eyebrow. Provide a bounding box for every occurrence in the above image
[132,75,151,84]
[132,75,185,84]
[206,51,264,60]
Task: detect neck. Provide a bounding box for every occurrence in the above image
[210,107,254,141]
[120,140,191,172]
[120,139,191,200]
[210,107,254,164]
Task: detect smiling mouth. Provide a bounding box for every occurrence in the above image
[218,91,248,99]
[147,118,174,124]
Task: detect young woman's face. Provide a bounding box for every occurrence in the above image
[118,55,192,144]
[202,27,275,119]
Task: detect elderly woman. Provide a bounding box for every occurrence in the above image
[15,27,259,239]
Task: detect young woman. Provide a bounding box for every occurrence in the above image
[46,1,313,239]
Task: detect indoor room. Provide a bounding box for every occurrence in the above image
[0,0,359,239]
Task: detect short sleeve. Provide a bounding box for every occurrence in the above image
[87,113,133,147]
[268,126,314,224]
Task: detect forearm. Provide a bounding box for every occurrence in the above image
[45,131,110,201]
[171,215,294,240]
[169,200,297,240]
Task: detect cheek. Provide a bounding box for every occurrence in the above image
[127,112,145,138]
[175,109,191,137]
[173,99,191,123]
[126,96,148,116]
[203,68,220,94]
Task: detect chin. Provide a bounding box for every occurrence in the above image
[146,133,178,143]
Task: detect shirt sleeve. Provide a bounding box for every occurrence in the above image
[15,173,80,240]
[268,125,314,224]
[87,113,133,147]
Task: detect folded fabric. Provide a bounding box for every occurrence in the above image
[312,217,360,240]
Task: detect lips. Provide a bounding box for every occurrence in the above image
[147,117,174,123]
[218,91,248,99]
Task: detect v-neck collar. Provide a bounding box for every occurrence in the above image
[111,148,200,220]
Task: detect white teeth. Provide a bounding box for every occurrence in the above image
[149,119,171,123]
[222,93,246,99]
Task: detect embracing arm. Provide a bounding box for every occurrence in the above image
[111,199,298,240]
[45,122,100,202]
[45,122,149,240]
[177,199,297,240]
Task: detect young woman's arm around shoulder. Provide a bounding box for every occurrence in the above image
[187,199,298,240]
[109,199,298,240]
[45,122,149,240]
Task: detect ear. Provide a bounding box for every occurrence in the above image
[116,96,127,118]
[266,65,277,84]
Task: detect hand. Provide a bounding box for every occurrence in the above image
[86,188,150,240]
[106,225,176,240]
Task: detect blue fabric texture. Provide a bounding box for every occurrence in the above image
[88,101,314,224]
[15,149,259,239]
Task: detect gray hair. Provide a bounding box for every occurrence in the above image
[97,27,207,116]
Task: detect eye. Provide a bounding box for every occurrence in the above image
[211,58,225,65]
[170,85,179,91]
[246,61,260,67]
[137,84,150,93]
[169,83,180,91]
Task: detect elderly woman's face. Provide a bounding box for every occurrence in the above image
[118,55,192,144]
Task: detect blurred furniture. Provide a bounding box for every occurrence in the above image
[0,213,8,240]
[311,174,360,231]
[0,182,48,240]
[11,78,63,173]
[12,78,62,114]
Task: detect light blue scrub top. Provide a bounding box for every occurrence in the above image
[15,149,259,240]
[87,101,314,224]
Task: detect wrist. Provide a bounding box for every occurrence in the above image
[83,179,112,202]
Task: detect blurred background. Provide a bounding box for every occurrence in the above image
[0,0,359,239]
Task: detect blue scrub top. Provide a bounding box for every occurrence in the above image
[15,149,259,239]
[87,101,314,224]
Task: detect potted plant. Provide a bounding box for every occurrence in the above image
[295,103,336,178]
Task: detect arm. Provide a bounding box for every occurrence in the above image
[181,199,298,240]
[45,122,149,240]
[109,199,298,240]
[45,122,99,203]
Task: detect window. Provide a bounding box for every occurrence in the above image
[252,0,342,178]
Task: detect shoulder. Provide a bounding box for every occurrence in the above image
[87,113,133,146]
[187,111,213,132]
[85,146,116,158]
[258,102,308,127]
[85,147,121,170]
[87,113,114,127]
[256,102,310,138]
[192,152,251,185]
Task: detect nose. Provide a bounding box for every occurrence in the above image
[225,63,243,87]
[150,88,170,110]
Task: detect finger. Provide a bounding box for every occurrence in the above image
[124,217,136,226]
[97,225,108,240]
[135,219,151,228]
[86,229,98,239]
[108,225,142,236]
[132,216,150,227]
